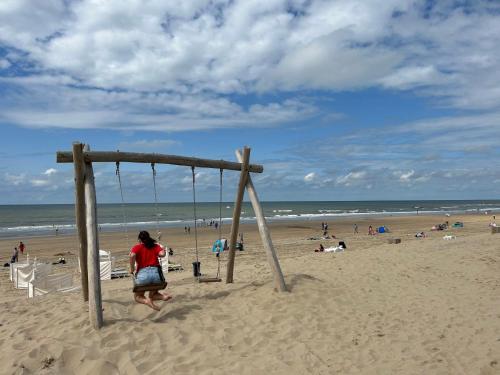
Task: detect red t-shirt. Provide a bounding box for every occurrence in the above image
[131,243,162,272]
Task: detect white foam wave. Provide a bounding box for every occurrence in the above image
[2,205,500,237]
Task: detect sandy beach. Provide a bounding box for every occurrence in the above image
[1,213,499,374]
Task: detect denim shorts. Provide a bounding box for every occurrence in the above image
[135,266,161,285]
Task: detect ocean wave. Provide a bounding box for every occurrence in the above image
[0,224,75,232]
[2,204,500,238]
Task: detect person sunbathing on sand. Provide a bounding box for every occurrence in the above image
[314,244,325,252]
[130,231,172,311]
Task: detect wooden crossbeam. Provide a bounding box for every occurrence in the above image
[56,151,264,173]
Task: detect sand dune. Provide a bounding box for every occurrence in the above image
[1,214,499,374]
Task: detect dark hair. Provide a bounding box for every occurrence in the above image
[138,231,156,249]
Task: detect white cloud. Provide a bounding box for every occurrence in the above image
[5,173,26,186]
[395,170,431,186]
[30,179,50,187]
[260,38,399,91]
[118,139,181,151]
[0,0,407,94]
[0,0,498,134]
[0,1,499,203]
[0,84,316,131]
[181,171,204,185]
[304,172,316,182]
[0,59,10,69]
[398,170,415,183]
[380,66,442,89]
[336,171,367,187]
[43,168,57,176]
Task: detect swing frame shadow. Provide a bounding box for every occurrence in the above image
[57,142,287,330]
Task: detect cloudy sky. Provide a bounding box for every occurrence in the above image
[0,0,499,204]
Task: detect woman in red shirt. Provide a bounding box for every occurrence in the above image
[130,231,172,310]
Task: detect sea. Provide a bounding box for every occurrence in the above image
[1,200,499,239]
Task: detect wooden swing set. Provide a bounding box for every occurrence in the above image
[56,142,287,329]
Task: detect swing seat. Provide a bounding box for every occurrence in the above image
[133,281,168,293]
[198,277,222,283]
[132,266,168,293]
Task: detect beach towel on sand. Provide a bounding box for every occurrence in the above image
[212,239,228,253]
[324,246,344,253]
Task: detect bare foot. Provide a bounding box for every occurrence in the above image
[160,293,173,302]
[150,292,173,302]
[145,298,160,311]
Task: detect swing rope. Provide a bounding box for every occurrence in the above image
[115,162,130,247]
[151,163,161,241]
[191,166,200,279]
[191,166,224,281]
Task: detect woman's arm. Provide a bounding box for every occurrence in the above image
[129,252,136,274]
[157,247,166,258]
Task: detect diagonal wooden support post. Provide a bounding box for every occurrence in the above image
[235,150,287,292]
[226,147,250,283]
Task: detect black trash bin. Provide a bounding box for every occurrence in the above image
[192,261,201,277]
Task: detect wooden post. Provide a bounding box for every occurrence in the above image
[72,142,89,301]
[235,150,287,292]
[226,147,251,283]
[84,154,103,329]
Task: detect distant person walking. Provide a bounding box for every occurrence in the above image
[11,247,19,263]
[18,241,25,255]
[354,224,358,234]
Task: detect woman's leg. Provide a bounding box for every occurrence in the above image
[149,290,173,302]
[134,292,160,311]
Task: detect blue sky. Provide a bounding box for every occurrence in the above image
[0,0,499,204]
